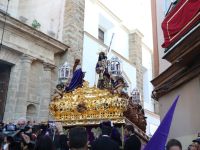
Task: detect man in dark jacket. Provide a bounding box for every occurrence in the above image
[91,121,119,150]
[68,127,88,150]
[124,125,141,150]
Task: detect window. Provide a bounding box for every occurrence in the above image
[98,28,104,43]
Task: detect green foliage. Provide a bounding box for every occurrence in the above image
[31,19,41,29]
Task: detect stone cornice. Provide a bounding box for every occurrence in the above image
[0,12,69,53]
[151,58,200,99]
[95,0,122,22]
[94,0,129,33]
[144,109,160,119]
[130,29,144,38]
[21,54,36,63]
[43,62,56,71]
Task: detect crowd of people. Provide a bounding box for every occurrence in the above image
[0,119,199,150]
[0,119,141,150]
[166,138,200,150]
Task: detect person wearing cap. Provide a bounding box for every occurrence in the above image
[91,121,119,150]
[124,125,141,150]
[188,144,198,150]
[192,138,200,150]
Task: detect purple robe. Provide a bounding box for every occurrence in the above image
[65,68,84,92]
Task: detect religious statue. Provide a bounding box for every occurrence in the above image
[123,101,139,125]
[51,84,65,101]
[137,105,147,132]
[96,52,111,89]
[50,52,147,133]
[65,59,84,92]
[112,77,126,94]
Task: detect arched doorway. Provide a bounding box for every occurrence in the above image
[26,104,37,121]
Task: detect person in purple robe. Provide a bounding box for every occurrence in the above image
[65,59,84,92]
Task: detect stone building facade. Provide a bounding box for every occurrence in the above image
[0,13,69,122]
[62,0,85,65]
[0,0,84,121]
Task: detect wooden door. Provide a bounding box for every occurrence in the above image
[0,63,11,120]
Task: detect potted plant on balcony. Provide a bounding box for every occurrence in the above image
[31,19,41,29]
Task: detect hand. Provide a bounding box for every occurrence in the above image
[55,122,64,135]
[21,133,30,144]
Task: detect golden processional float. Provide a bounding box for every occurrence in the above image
[49,53,149,143]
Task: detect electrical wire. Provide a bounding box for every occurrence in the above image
[0,0,10,51]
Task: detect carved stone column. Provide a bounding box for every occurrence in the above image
[14,54,33,120]
[38,63,55,122]
[62,0,85,64]
[129,30,144,103]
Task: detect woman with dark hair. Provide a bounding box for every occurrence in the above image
[34,135,55,150]
[65,59,84,92]
[166,139,182,150]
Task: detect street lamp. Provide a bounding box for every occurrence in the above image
[131,88,141,104]
[58,62,71,84]
[108,57,122,77]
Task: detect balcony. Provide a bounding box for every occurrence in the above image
[162,0,200,64]
[161,0,199,51]
[151,0,200,100]
[151,25,200,99]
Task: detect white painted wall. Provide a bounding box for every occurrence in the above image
[156,0,171,73]
[145,111,160,137]
[84,0,129,59]
[3,0,65,41]
[142,45,154,111]
[82,34,104,86]
[142,44,161,135]
[159,77,200,149]
[120,58,136,91]
[84,0,99,38]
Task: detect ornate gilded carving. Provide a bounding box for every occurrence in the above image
[49,82,128,126]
